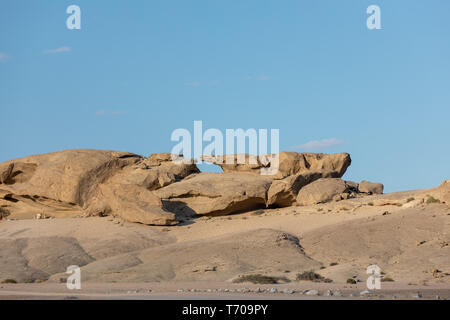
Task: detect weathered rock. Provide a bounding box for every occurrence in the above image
[359,180,384,194]
[108,153,199,191]
[0,163,14,184]
[88,183,177,225]
[203,152,351,180]
[155,172,272,216]
[267,172,322,207]
[296,178,349,206]
[345,181,359,192]
[437,180,450,206]
[0,150,195,225]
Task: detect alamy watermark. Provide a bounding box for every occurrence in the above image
[66,265,81,290]
[367,5,381,30]
[366,265,381,290]
[66,5,81,30]
[170,121,280,175]
[63,5,381,33]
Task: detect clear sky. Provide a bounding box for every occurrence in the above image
[1,0,449,192]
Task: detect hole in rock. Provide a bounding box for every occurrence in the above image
[196,162,223,173]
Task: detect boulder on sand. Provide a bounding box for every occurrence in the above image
[154,172,272,217]
[358,180,384,195]
[296,178,351,206]
[267,172,322,207]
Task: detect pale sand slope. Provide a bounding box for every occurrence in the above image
[0,189,449,299]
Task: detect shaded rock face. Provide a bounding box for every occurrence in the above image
[0,150,198,225]
[202,152,351,180]
[358,180,384,195]
[296,178,352,206]
[155,173,272,217]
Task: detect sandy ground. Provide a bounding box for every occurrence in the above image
[0,189,449,299]
[0,282,448,300]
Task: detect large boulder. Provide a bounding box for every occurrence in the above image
[267,172,322,207]
[202,152,351,180]
[88,183,177,225]
[0,149,141,205]
[296,178,350,206]
[0,150,198,225]
[154,172,272,216]
[358,180,384,194]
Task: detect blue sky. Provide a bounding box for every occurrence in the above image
[1,0,449,192]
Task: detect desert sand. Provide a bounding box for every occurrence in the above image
[0,150,449,299]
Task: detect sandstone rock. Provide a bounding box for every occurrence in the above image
[0,163,14,184]
[296,178,349,206]
[90,183,177,225]
[359,180,384,194]
[437,180,450,206]
[0,149,141,205]
[108,153,199,191]
[267,172,322,207]
[0,150,193,225]
[155,172,272,216]
[203,152,351,180]
[345,181,359,192]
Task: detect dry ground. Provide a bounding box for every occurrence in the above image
[0,188,449,299]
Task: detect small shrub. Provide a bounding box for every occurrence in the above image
[426,196,440,204]
[317,208,323,212]
[1,279,17,284]
[381,276,394,282]
[367,202,374,206]
[296,271,332,283]
[329,262,338,266]
[406,197,415,203]
[233,274,290,284]
[346,278,357,284]
[23,279,35,284]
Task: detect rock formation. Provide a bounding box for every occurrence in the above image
[202,152,352,207]
[155,172,272,217]
[0,150,198,225]
[358,180,384,194]
[0,149,395,223]
[202,152,351,180]
[296,178,352,206]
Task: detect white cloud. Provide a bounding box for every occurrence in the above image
[293,138,346,151]
[44,46,71,54]
[0,52,8,62]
